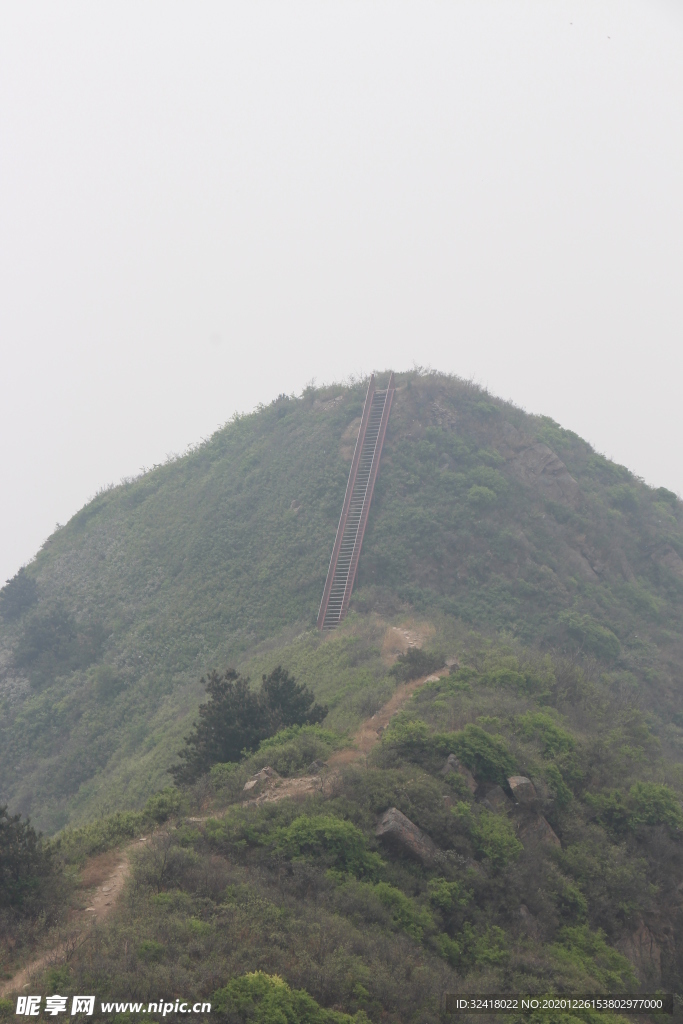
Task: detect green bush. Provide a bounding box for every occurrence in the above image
[12,603,104,687]
[377,716,431,758]
[388,648,445,683]
[453,803,522,869]
[469,924,509,967]
[545,763,574,807]
[138,939,165,962]
[51,810,146,864]
[273,815,383,879]
[587,782,683,836]
[250,724,344,777]
[655,486,678,508]
[372,882,433,940]
[213,971,367,1023]
[551,926,636,989]
[552,878,588,922]
[378,718,515,786]
[517,712,575,757]
[439,923,510,972]
[559,613,621,662]
[143,788,184,823]
[448,724,515,785]
[427,877,472,913]
[43,966,71,991]
[449,656,554,699]
[467,485,497,508]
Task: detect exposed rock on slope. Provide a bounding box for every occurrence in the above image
[376,807,439,866]
[508,443,581,507]
[442,753,477,794]
[507,775,537,806]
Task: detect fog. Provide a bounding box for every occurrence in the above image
[1,1,682,585]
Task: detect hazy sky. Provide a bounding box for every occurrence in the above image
[1,1,682,585]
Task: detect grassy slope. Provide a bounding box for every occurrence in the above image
[1,371,683,833]
[11,638,683,1016]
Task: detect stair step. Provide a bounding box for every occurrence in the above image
[317,374,395,630]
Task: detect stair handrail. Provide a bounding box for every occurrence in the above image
[317,372,395,629]
[317,375,376,629]
[339,371,395,620]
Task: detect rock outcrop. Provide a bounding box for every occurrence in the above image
[515,809,561,848]
[518,904,541,939]
[653,544,683,579]
[616,918,662,985]
[508,776,537,806]
[478,784,512,812]
[243,766,279,792]
[442,753,477,794]
[376,807,439,866]
[508,443,581,507]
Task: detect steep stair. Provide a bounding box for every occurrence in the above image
[317,373,395,630]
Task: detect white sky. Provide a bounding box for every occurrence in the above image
[1,1,682,586]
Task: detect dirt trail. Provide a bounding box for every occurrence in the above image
[1,669,444,995]
[245,670,444,806]
[0,847,137,998]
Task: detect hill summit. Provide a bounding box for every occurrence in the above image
[1,370,682,832]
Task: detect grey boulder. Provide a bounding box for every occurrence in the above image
[376,807,439,866]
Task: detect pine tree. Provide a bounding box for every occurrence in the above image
[171,666,327,784]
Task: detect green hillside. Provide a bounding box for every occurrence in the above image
[1,370,683,837]
[4,369,683,1013]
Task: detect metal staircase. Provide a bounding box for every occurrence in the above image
[317,373,395,630]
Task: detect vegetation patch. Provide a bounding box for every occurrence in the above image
[171,666,327,784]
[389,647,445,683]
[213,972,368,1023]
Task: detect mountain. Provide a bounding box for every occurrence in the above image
[3,369,683,1012]
[1,370,682,835]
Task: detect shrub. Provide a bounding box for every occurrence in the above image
[50,810,146,864]
[655,486,678,508]
[372,882,433,940]
[517,712,575,757]
[389,648,445,683]
[448,724,515,785]
[273,815,383,878]
[377,716,431,758]
[213,971,367,1023]
[137,939,165,962]
[143,787,183,823]
[453,804,522,869]
[559,613,621,662]
[467,485,497,508]
[440,923,510,972]
[545,763,574,807]
[427,877,472,913]
[551,926,636,989]
[44,966,71,991]
[250,724,343,777]
[469,924,509,967]
[13,603,105,687]
[553,878,588,922]
[378,719,515,786]
[587,782,683,836]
